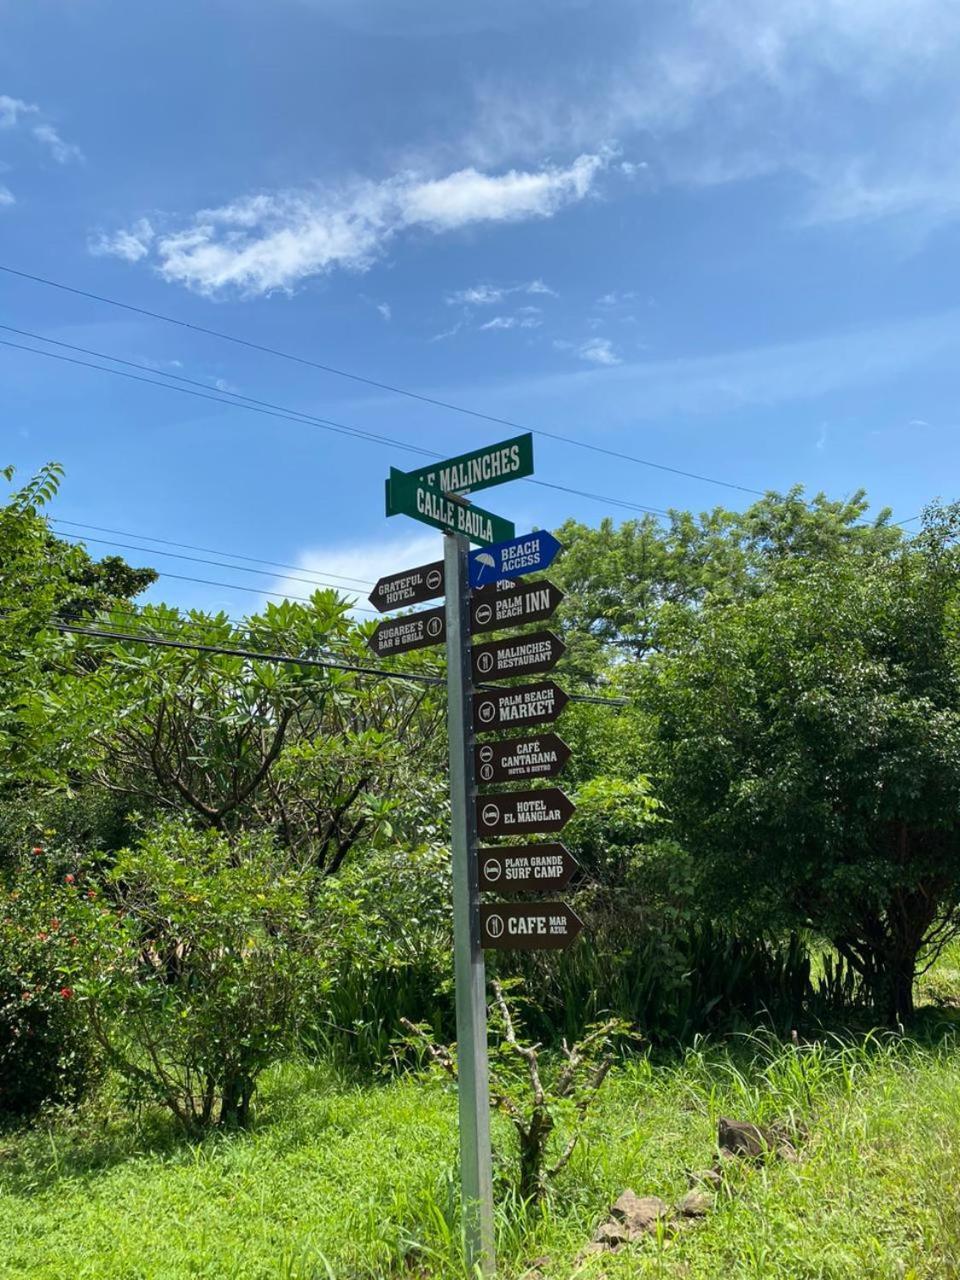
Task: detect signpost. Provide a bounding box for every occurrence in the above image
[470,580,563,633]
[391,433,534,501]
[367,607,445,657]
[477,844,578,893]
[471,631,564,682]
[476,788,576,837]
[468,529,562,589]
[479,901,584,951]
[375,433,583,1278]
[472,681,569,733]
[387,468,515,546]
[474,733,571,784]
[368,560,444,611]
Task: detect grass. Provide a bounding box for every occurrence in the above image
[3,952,960,1277]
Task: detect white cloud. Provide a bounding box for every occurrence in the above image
[479,312,542,331]
[0,185,14,208]
[99,154,607,296]
[89,217,156,262]
[447,278,558,306]
[0,95,36,129]
[377,301,391,321]
[30,122,83,165]
[577,338,621,366]
[266,532,441,615]
[465,1,960,230]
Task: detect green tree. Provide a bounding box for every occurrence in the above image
[53,599,446,874]
[0,464,156,788]
[553,488,901,679]
[642,503,960,1022]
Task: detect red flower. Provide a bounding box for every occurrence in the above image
[37,931,48,941]
[59,987,74,1000]
[64,874,75,885]
[86,889,96,900]
[32,846,43,856]
[50,918,60,931]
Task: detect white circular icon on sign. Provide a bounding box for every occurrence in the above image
[481,803,500,827]
[479,745,493,763]
[475,603,493,626]
[477,652,494,674]
[483,858,502,883]
[486,912,504,939]
[480,764,494,782]
[426,616,442,637]
[426,569,442,590]
[478,700,496,724]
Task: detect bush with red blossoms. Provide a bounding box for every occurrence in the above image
[0,860,96,1119]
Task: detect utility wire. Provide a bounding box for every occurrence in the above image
[51,517,376,588]
[1,332,671,520]
[55,529,374,597]
[0,280,756,497]
[54,618,630,706]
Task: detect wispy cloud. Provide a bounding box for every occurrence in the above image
[479,313,542,331]
[376,301,391,321]
[30,122,83,165]
[0,185,13,208]
[465,1,960,231]
[0,92,83,192]
[555,336,621,366]
[447,278,557,306]
[266,532,440,615]
[89,217,155,262]
[97,153,608,296]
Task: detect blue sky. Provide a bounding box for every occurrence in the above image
[3,0,959,615]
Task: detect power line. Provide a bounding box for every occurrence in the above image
[51,518,375,588]
[54,618,631,706]
[0,332,671,520]
[1,325,675,519]
[56,529,375,596]
[0,268,763,498]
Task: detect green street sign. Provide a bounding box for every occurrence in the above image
[387,433,533,509]
[387,468,515,546]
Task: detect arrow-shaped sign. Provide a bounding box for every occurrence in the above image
[368,560,444,612]
[475,733,571,784]
[471,630,564,682]
[470,580,564,634]
[473,681,568,734]
[476,788,576,837]
[479,901,584,951]
[469,530,562,589]
[477,844,579,894]
[366,607,445,657]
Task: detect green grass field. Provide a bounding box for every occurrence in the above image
[3,948,960,1279]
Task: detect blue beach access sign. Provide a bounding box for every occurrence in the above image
[468,530,562,589]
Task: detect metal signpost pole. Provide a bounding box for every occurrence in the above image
[444,529,496,1277]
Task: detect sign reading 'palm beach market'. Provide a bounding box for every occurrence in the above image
[473,681,568,733]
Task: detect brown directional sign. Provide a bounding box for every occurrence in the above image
[473,681,568,734]
[471,630,564,682]
[476,788,576,837]
[475,733,571,784]
[368,561,444,612]
[470,580,563,634]
[367,607,445,656]
[477,844,578,894]
[479,901,584,951]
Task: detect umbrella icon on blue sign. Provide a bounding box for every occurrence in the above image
[473,552,496,584]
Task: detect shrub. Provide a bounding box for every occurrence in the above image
[0,858,94,1120]
[75,823,329,1129]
